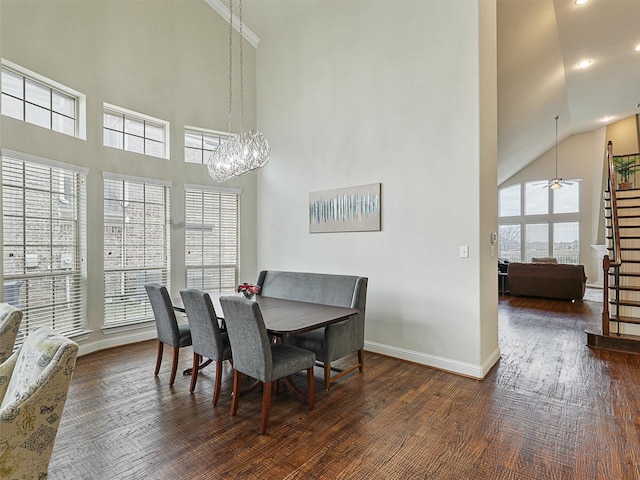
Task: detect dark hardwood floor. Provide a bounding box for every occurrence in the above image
[48,291,640,479]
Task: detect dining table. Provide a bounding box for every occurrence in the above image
[172,292,359,402]
[172,292,358,337]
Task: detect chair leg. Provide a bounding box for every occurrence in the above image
[230,369,241,416]
[169,347,179,386]
[358,348,364,373]
[190,353,200,393]
[307,367,315,410]
[154,340,164,376]
[212,360,223,405]
[324,362,331,392]
[259,381,272,435]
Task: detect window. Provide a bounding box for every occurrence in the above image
[185,128,230,165]
[499,224,521,262]
[525,181,548,215]
[103,103,169,159]
[553,222,579,264]
[525,223,549,262]
[499,184,521,217]
[498,182,581,262]
[2,152,87,346]
[553,182,579,214]
[185,186,239,292]
[103,174,170,328]
[1,61,85,139]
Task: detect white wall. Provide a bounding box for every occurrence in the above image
[255,1,499,377]
[0,0,260,354]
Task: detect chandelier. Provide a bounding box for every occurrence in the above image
[208,0,270,183]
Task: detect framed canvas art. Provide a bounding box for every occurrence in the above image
[309,183,381,233]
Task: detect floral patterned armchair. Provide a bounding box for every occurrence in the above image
[0,327,78,479]
[0,304,22,364]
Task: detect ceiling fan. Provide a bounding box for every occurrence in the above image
[541,115,580,189]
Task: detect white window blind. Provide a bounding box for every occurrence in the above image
[2,155,87,346]
[104,176,170,327]
[185,188,239,292]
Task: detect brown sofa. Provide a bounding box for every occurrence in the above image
[507,262,587,301]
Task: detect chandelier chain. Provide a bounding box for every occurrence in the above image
[206,0,270,183]
[239,0,244,133]
[227,0,233,135]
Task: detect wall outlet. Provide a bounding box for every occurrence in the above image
[459,245,469,258]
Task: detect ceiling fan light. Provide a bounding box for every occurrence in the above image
[550,182,563,190]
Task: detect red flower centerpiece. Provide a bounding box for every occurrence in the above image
[237,283,260,300]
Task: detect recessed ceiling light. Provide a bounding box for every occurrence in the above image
[635,44,640,52]
[601,116,613,123]
[575,0,589,4]
[577,60,592,69]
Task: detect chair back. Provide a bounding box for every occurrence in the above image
[0,303,22,364]
[0,327,78,479]
[219,296,272,382]
[145,283,181,347]
[180,289,227,361]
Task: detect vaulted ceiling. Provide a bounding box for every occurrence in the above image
[498,0,640,183]
[210,0,640,185]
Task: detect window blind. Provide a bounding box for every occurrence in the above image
[185,188,239,292]
[103,177,170,327]
[2,155,87,346]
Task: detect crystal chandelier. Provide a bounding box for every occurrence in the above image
[208,0,270,183]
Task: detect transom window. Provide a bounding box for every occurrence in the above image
[2,152,88,346]
[185,187,239,292]
[1,61,84,138]
[103,174,171,328]
[103,104,169,159]
[185,128,230,165]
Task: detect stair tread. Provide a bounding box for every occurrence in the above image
[608,285,640,292]
[607,315,640,325]
[609,299,640,308]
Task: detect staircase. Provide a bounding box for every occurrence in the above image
[587,144,640,353]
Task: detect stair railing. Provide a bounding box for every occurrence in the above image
[603,141,622,336]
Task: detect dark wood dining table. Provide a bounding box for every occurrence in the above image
[172,293,358,337]
[172,292,359,403]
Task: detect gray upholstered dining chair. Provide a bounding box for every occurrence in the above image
[219,296,316,435]
[0,303,23,364]
[145,283,192,387]
[179,289,232,405]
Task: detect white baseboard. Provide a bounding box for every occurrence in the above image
[364,340,501,379]
[77,328,157,357]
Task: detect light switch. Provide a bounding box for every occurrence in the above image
[459,245,469,258]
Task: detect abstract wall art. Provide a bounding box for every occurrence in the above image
[309,183,381,233]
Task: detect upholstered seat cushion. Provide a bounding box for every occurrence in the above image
[269,343,316,382]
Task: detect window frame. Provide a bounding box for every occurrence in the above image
[184,184,240,293]
[103,103,170,160]
[2,149,88,346]
[1,59,87,140]
[498,181,581,263]
[184,127,231,165]
[102,172,171,329]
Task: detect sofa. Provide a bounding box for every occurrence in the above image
[507,262,587,301]
[256,270,368,390]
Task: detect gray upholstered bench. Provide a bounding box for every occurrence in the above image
[256,270,368,391]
